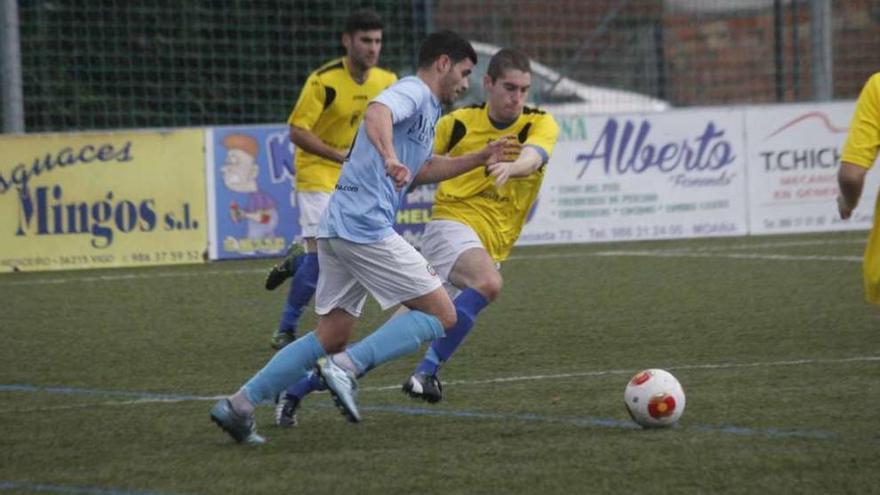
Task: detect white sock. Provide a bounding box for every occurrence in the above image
[229,388,255,416]
[330,352,360,375]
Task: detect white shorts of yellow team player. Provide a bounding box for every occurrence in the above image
[420,219,499,299]
[315,233,442,317]
[296,191,332,238]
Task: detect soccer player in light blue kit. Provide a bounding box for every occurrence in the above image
[210,30,515,444]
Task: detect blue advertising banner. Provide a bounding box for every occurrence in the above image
[205,125,435,260]
[396,183,436,251]
[206,126,296,260]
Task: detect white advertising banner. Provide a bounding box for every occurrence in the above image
[745,102,879,234]
[518,108,748,245]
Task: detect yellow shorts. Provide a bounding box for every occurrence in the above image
[864,189,880,304]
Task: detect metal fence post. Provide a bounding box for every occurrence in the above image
[810,0,833,101]
[1,0,24,133]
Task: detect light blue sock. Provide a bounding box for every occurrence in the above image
[278,253,319,334]
[243,331,325,404]
[346,310,445,375]
[415,288,489,375]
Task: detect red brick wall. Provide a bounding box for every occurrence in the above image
[432,0,879,107]
[664,0,880,105]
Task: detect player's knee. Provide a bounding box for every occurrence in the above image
[315,310,355,353]
[316,328,348,354]
[473,272,503,302]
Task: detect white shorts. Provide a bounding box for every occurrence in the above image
[296,191,331,238]
[315,234,443,317]
[420,220,486,281]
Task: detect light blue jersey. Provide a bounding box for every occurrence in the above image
[318,76,441,243]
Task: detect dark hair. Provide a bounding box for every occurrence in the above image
[487,48,531,81]
[344,9,383,34]
[417,30,477,69]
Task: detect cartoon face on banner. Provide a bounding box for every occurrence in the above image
[208,126,298,260]
[207,125,437,260]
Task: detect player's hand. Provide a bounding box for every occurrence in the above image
[483,135,520,165]
[837,195,855,220]
[486,161,514,187]
[385,158,411,189]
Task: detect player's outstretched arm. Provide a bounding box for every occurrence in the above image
[486,146,546,187]
[411,135,516,186]
[837,161,868,219]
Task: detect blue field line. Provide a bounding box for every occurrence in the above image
[2,383,838,441]
[0,480,188,495]
[363,404,642,430]
[361,404,837,440]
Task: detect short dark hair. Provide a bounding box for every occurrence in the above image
[417,30,477,69]
[344,9,383,35]
[487,48,531,81]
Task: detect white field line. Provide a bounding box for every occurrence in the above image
[656,238,864,252]
[0,267,266,286]
[504,238,864,262]
[359,355,880,391]
[589,251,862,262]
[1,238,866,286]
[2,355,877,414]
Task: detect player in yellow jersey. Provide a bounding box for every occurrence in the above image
[273,48,559,425]
[838,72,880,304]
[401,47,559,401]
[264,9,397,349]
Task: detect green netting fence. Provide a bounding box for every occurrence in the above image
[3,0,879,133]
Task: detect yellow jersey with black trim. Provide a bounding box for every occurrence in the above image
[287,58,397,192]
[842,72,880,304]
[842,72,880,169]
[431,103,559,261]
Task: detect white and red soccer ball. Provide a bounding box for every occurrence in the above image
[624,369,686,428]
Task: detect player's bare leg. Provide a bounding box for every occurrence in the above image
[405,247,499,403]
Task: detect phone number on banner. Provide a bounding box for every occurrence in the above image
[125,250,204,263]
[575,222,737,241]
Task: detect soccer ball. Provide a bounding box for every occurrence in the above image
[624,369,686,428]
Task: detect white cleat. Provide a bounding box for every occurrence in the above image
[316,358,361,423]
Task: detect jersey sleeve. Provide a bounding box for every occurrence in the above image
[433,114,454,154]
[373,79,424,124]
[287,72,325,130]
[842,73,880,169]
[523,113,561,162]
